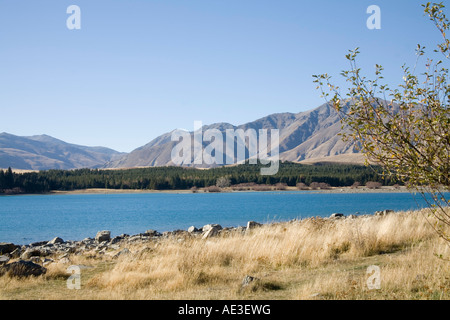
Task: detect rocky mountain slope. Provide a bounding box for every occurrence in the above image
[1,101,366,170]
[105,102,361,168]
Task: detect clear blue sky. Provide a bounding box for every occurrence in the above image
[0,0,444,152]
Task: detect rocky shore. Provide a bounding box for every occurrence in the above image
[0,210,395,277]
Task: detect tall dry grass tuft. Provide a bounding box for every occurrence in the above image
[1,208,447,299]
[84,209,448,299]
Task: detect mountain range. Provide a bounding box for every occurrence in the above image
[0,133,123,170]
[0,102,364,171]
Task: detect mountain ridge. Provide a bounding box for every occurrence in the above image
[104,102,361,168]
[0,101,367,170]
[0,132,124,170]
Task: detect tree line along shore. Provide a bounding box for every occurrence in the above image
[0,162,401,195]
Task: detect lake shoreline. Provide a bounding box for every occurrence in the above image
[1,208,448,300]
[1,187,431,245]
[31,185,413,196]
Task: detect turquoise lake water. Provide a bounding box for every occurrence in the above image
[0,191,433,244]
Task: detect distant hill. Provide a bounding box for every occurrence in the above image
[105,102,362,168]
[0,133,123,170]
[1,101,369,171]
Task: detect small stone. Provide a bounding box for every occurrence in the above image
[202,226,220,239]
[375,209,394,216]
[95,231,111,243]
[144,230,160,237]
[187,226,199,233]
[30,256,41,264]
[246,221,262,231]
[109,236,123,245]
[29,241,48,247]
[128,235,142,242]
[48,237,64,245]
[241,275,259,287]
[20,248,42,260]
[43,258,54,267]
[9,248,22,259]
[202,224,222,232]
[0,255,10,265]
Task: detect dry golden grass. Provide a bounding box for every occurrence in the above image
[1,209,449,300]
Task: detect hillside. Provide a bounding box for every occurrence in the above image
[105,102,361,168]
[1,101,367,171]
[0,133,123,170]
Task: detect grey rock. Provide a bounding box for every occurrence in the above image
[10,248,22,259]
[202,226,220,239]
[161,230,189,239]
[43,258,54,266]
[109,236,123,245]
[202,224,222,232]
[246,221,262,230]
[30,256,41,264]
[0,255,10,265]
[20,248,43,260]
[144,230,160,237]
[127,235,143,242]
[58,253,69,259]
[29,241,48,247]
[0,242,19,255]
[187,226,199,233]
[241,275,259,287]
[64,246,77,254]
[95,231,111,243]
[375,209,394,216]
[0,260,47,277]
[48,237,64,245]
